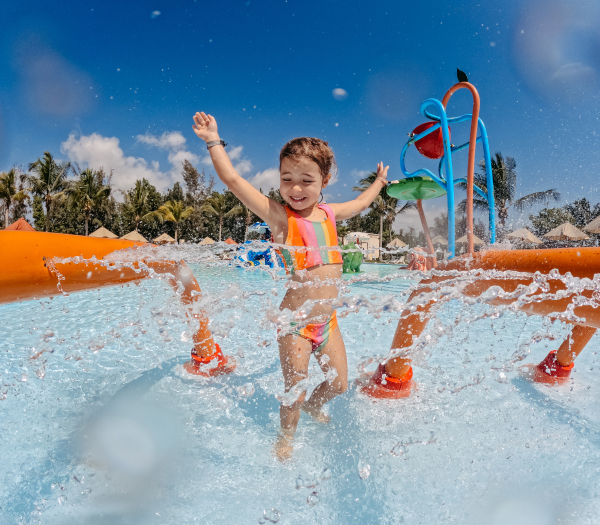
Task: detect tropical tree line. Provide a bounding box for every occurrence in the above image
[2,149,593,247]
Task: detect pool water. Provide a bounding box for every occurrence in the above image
[1,259,600,524]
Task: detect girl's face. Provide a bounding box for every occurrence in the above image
[279,156,330,211]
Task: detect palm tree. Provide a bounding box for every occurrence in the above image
[157,200,194,242]
[66,168,111,236]
[28,152,71,232]
[354,172,415,258]
[337,224,349,245]
[122,180,163,232]
[201,193,243,241]
[370,195,399,259]
[0,169,29,228]
[458,152,560,230]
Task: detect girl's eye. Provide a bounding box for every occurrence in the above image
[303,180,313,184]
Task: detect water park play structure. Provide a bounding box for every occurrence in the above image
[0,230,235,377]
[1,79,598,403]
[360,78,600,398]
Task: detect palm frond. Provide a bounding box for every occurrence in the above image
[512,189,560,211]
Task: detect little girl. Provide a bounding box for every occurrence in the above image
[193,112,389,460]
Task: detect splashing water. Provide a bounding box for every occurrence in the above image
[2,242,600,523]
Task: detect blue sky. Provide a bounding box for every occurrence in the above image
[1,0,600,231]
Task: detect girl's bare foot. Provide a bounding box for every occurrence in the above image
[301,403,330,423]
[273,431,294,463]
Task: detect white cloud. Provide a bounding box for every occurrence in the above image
[201,144,252,176]
[332,88,348,100]
[136,131,187,150]
[246,168,280,191]
[228,145,243,160]
[351,168,371,182]
[61,131,200,196]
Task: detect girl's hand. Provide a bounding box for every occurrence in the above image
[192,112,220,143]
[375,161,389,186]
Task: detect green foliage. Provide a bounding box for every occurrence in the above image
[529,207,575,236]
[157,200,194,242]
[457,152,560,229]
[0,168,28,227]
[66,168,112,235]
[121,179,164,239]
[562,198,600,229]
[27,151,71,232]
[32,196,46,231]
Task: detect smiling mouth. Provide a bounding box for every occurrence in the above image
[289,196,306,203]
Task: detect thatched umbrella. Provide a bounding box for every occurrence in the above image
[543,222,589,241]
[153,233,176,244]
[5,218,35,231]
[430,235,448,245]
[224,238,238,245]
[200,237,215,245]
[583,216,600,234]
[456,233,485,245]
[89,226,118,239]
[120,231,147,242]
[387,238,407,248]
[506,228,543,244]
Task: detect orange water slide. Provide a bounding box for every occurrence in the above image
[363,248,600,397]
[0,230,233,374]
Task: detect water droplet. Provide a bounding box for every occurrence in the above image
[525,442,530,448]
[391,443,406,457]
[238,348,245,358]
[307,491,320,506]
[58,496,67,505]
[321,467,332,480]
[237,383,255,397]
[262,508,281,523]
[295,475,304,489]
[358,459,370,479]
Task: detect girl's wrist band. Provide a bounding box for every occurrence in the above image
[207,139,227,149]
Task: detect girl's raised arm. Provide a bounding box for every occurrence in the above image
[329,162,389,221]
[192,112,285,226]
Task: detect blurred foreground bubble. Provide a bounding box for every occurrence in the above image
[358,459,370,480]
[74,391,185,519]
[491,498,557,525]
[513,0,600,104]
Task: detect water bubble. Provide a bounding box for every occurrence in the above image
[307,491,320,506]
[237,383,255,397]
[391,443,407,457]
[238,348,245,358]
[424,414,436,424]
[36,369,45,379]
[358,459,370,479]
[57,496,67,505]
[320,467,332,480]
[304,477,319,489]
[496,372,508,383]
[261,508,281,523]
[295,475,304,489]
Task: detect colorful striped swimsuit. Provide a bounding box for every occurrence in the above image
[278,204,342,353]
[280,204,343,273]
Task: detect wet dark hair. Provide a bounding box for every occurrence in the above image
[279,137,337,180]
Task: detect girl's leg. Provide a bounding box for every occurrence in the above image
[278,333,312,434]
[302,324,348,419]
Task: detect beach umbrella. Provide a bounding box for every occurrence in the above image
[456,233,485,245]
[506,228,543,244]
[153,233,176,244]
[224,238,238,245]
[544,222,589,241]
[583,216,600,234]
[120,231,147,242]
[200,237,215,245]
[387,238,407,248]
[89,226,118,239]
[430,235,448,245]
[5,218,35,231]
